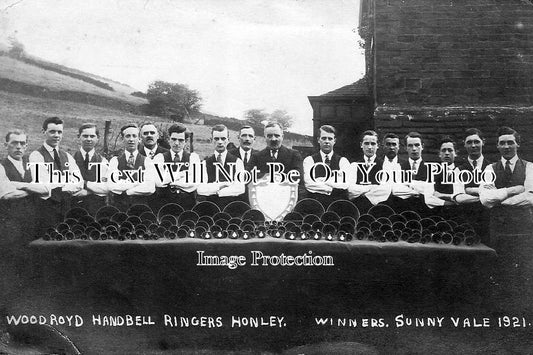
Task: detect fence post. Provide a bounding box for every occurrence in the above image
[103,120,111,155]
[189,132,194,152]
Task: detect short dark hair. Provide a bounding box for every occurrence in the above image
[360,130,378,142]
[319,125,336,136]
[120,123,139,137]
[439,135,456,150]
[264,121,283,131]
[168,124,189,139]
[497,126,520,144]
[405,131,423,144]
[383,132,399,142]
[239,125,255,135]
[211,124,228,136]
[464,128,484,141]
[42,117,63,131]
[5,129,26,142]
[78,123,99,137]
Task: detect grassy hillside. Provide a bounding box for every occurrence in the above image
[0,56,146,106]
[0,52,311,157]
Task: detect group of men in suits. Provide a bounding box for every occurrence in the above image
[1,116,531,238]
[304,125,532,223]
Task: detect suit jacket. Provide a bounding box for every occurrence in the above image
[138,144,169,158]
[228,147,259,171]
[255,145,303,180]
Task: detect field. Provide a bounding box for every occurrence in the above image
[0,91,310,159]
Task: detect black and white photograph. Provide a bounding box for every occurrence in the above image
[1,0,533,354]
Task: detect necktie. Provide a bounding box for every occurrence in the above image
[324,155,330,166]
[505,159,512,176]
[84,152,90,170]
[472,159,477,169]
[366,158,370,168]
[53,148,61,171]
[149,150,155,159]
[217,153,223,164]
[173,153,180,163]
[271,150,277,161]
[411,160,417,173]
[127,153,135,169]
[244,152,248,166]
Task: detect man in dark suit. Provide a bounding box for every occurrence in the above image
[0,130,47,240]
[72,123,109,215]
[228,125,258,171]
[138,122,169,159]
[457,128,491,240]
[29,117,83,230]
[153,124,200,211]
[107,123,156,211]
[391,131,430,215]
[197,124,245,208]
[254,122,304,198]
[458,128,491,196]
[303,125,349,208]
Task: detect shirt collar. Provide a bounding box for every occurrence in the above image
[468,155,483,167]
[214,150,228,162]
[501,155,519,167]
[320,151,333,161]
[365,155,376,164]
[43,142,59,153]
[80,148,95,159]
[125,150,138,159]
[384,156,398,164]
[144,145,158,157]
[239,147,251,158]
[171,150,183,161]
[7,155,24,175]
[409,157,422,165]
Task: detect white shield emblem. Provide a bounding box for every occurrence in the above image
[248,181,298,221]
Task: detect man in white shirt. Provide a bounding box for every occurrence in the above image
[153,124,200,211]
[197,124,245,208]
[348,130,386,213]
[29,117,83,229]
[71,123,109,215]
[424,137,478,214]
[480,126,533,208]
[303,125,349,208]
[138,122,169,159]
[107,123,156,211]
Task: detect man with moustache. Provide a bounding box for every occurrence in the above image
[138,122,168,159]
[228,125,258,171]
[29,117,83,230]
[254,121,304,198]
[303,125,349,208]
[71,123,109,215]
[0,130,48,240]
[107,123,156,211]
[153,124,200,211]
[197,124,245,208]
[480,126,533,208]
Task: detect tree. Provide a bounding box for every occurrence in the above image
[145,81,202,119]
[8,36,25,58]
[243,109,269,127]
[270,109,294,130]
[243,108,294,130]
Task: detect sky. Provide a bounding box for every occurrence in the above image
[0,0,365,134]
